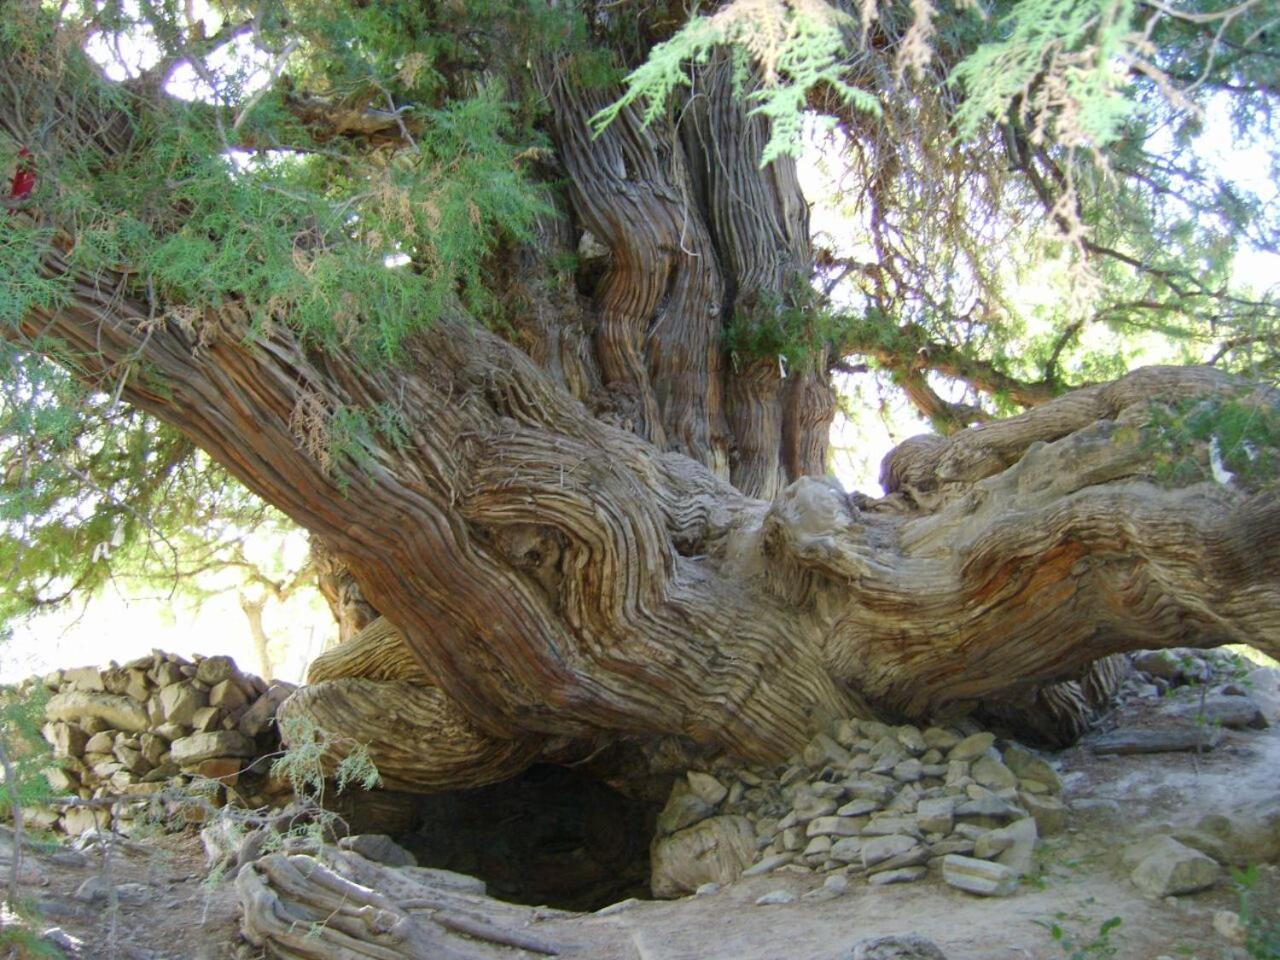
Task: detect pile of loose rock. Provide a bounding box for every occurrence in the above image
[651,718,1067,900]
[20,652,296,836]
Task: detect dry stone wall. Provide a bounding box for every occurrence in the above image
[20,652,296,836]
[651,717,1067,899]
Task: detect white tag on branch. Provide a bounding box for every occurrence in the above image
[91,522,126,562]
[1209,435,1235,486]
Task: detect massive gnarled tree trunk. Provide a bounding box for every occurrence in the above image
[4,20,1279,801]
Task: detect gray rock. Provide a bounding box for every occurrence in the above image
[122,669,150,703]
[991,817,1037,876]
[687,771,728,805]
[208,678,248,712]
[916,797,956,834]
[863,817,921,838]
[929,838,975,857]
[823,873,850,895]
[1001,745,1063,793]
[61,808,106,837]
[838,798,881,817]
[807,816,860,838]
[869,734,904,759]
[869,866,927,885]
[45,692,148,734]
[139,733,168,767]
[150,661,184,687]
[885,786,920,814]
[955,796,1024,821]
[848,934,948,960]
[1213,910,1246,945]
[923,728,962,752]
[657,791,714,835]
[896,727,927,756]
[867,843,929,875]
[338,834,417,867]
[844,779,895,805]
[804,733,852,770]
[971,755,1018,792]
[694,881,720,896]
[1192,807,1280,864]
[755,889,797,905]
[862,834,918,868]
[594,898,642,916]
[1132,649,1185,679]
[893,759,924,783]
[1159,694,1268,730]
[804,836,833,859]
[651,815,757,898]
[43,721,87,759]
[62,667,105,692]
[793,796,839,822]
[1129,837,1219,897]
[194,655,238,686]
[829,837,864,863]
[83,730,115,754]
[159,682,205,727]
[742,853,794,877]
[192,705,226,733]
[947,732,996,762]
[1019,793,1068,836]
[941,854,1019,896]
[834,719,860,747]
[169,731,255,764]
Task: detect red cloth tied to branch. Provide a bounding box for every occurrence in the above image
[9,147,36,201]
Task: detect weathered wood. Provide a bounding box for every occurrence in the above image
[1090,726,1226,755]
[238,849,573,959]
[278,680,545,793]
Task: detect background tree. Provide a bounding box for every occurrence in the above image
[0,0,1277,795]
[0,344,333,679]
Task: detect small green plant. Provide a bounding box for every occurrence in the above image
[1035,914,1123,960]
[0,921,66,959]
[1234,866,1280,959]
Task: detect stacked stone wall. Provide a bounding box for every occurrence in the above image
[15,652,295,835]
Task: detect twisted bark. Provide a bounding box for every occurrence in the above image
[5,37,1279,794]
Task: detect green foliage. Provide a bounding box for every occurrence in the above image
[724,287,864,365]
[1035,914,1124,959]
[271,713,381,803]
[951,0,1139,146]
[0,922,66,960]
[593,1,880,166]
[1143,396,1280,491]
[0,685,60,832]
[0,343,311,636]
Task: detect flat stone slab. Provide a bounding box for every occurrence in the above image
[942,854,1020,896]
[1158,695,1268,730]
[1090,725,1224,755]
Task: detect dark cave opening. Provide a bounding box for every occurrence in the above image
[389,764,661,912]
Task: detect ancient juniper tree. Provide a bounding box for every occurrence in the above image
[2,0,1278,793]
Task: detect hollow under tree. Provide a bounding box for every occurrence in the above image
[2,0,1279,803]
